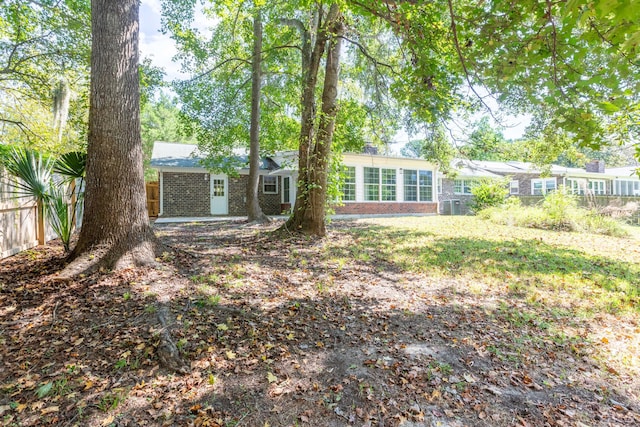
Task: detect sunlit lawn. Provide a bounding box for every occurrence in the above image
[323,215,640,374]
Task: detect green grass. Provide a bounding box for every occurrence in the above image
[328,216,640,314]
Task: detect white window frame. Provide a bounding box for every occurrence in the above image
[588,179,606,195]
[342,166,356,202]
[454,179,473,195]
[509,180,519,195]
[403,169,433,202]
[262,175,278,194]
[531,178,556,195]
[437,177,443,195]
[565,178,586,195]
[282,176,291,203]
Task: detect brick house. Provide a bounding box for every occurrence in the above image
[151,142,440,217]
[439,159,640,214]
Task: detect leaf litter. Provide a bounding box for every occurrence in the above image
[0,217,638,426]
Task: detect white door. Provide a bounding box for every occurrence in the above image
[210,175,228,215]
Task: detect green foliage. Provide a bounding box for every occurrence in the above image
[0,0,90,149]
[141,94,195,181]
[1,147,85,251]
[1,148,53,202]
[479,189,628,237]
[46,184,74,251]
[469,177,509,213]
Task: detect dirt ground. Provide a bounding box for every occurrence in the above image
[0,219,638,426]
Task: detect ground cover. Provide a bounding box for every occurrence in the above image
[0,216,638,426]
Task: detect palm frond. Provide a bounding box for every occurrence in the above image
[46,184,73,252]
[54,151,86,180]
[1,148,54,202]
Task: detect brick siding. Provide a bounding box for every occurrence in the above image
[228,175,282,216]
[334,202,437,215]
[162,172,210,216]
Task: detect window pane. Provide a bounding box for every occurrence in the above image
[419,170,432,201]
[404,170,417,201]
[263,176,277,193]
[381,169,396,201]
[342,166,356,201]
[213,179,225,197]
[283,177,290,203]
[364,167,379,184]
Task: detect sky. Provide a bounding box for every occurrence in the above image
[138,0,529,146]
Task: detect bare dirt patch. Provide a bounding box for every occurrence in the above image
[1,219,638,426]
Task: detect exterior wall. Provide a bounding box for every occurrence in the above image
[438,178,474,214]
[342,153,438,204]
[162,172,211,216]
[334,202,437,215]
[227,175,282,216]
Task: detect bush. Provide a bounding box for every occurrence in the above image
[469,177,509,213]
[479,188,628,237]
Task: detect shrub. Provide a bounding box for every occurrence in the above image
[479,188,628,237]
[469,177,509,213]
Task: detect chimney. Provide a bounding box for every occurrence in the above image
[363,143,378,155]
[585,160,605,173]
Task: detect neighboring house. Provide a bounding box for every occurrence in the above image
[150,142,440,217]
[440,159,640,214]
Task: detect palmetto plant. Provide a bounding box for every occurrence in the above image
[1,147,86,251]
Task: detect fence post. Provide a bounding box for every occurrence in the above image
[37,201,45,245]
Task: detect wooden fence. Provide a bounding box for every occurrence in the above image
[146,181,159,217]
[1,170,82,260]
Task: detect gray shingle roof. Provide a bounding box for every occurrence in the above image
[150,142,279,170]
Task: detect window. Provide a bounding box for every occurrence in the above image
[614,180,640,196]
[565,178,585,195]
[531,178,556,195]
[212,179,225,197]
[283,176,291,203]
[404,169,418,201]
[381,169,396,201]
[588,180,606,195]
[437,177,443,195]
[509,180,519,195]
[404,170,433,201]
[419,170,433,201]
[262,175,278,194]
[342,166,356,201]
[454,179,473,195]
[364,167,380,201]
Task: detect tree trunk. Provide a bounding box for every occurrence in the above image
[306,13,344,236]
[284,4,343,235]
[66,0,156,272]
[246,7,270,224]
[60,0,188,374]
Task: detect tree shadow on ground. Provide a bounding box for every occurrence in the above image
[0,221,639,426]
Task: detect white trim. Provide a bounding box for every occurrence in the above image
[262,175,278,194]
[159,172,164,216]
[210,174,228,215]
[509,180,519,195]
[531,178,556,195]
[282,176,292,204]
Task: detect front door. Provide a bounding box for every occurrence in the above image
[210,175,228,215]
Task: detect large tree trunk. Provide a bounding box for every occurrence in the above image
[284,4,343,235]
[246,7,270,223]
[60,0,188,374]
[66,0,156,272]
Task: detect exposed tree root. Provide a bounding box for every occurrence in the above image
[155,304,190,374]
[52,238,190,374]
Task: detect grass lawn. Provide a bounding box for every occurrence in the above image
[0,216,638,426]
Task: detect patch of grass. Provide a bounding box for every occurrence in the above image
[479,192,628,237]
[97,390,126,412]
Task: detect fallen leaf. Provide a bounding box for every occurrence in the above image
[267,372,278,383]
[41,406,59,415]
